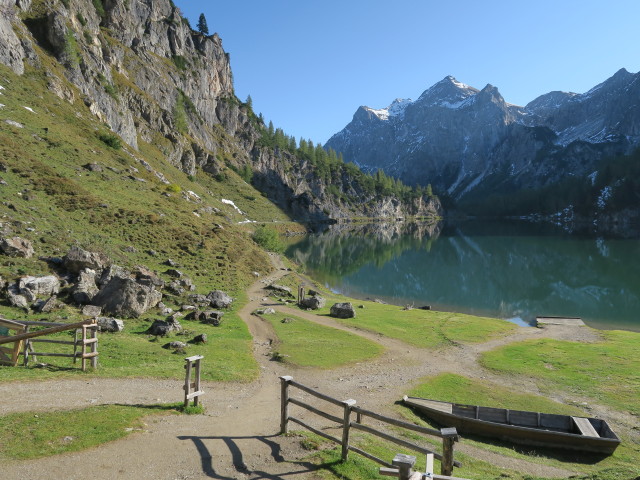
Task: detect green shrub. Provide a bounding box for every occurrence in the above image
[252,225,284,253]
[166,184,181,194]
[172,55,188,71]
[63,29,81,67]
[92,0,106,20]
[97,132,122,149]
[76,14,87,26]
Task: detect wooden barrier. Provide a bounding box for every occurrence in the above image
[0,319,98,371]
[184,355,204,407]
[0,319,27,366]
[279,376,461,476]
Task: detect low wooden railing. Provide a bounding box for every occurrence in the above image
[279,376,461,476]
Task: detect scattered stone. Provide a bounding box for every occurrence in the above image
[256,307,276,315]
[73,268,98,304]
[358,305,365,309]
[329,302,356,319]
[147,318,181,336]
[165,268,183,278]
[207,290,233,309]
[308,289,320,296]
[190,333,207,344]
[164,259,177,267]
[266,284,292,296]
[33,296,58,313]
[96,317,124,333]
[5,119,23,128]
[135,266,164,287]
[253,271,260,277]
[299,296,325,310]
[197,310,224,326]
[188,294,209,305]
[280,317,293,324]
[373,299,386,304]
[0,236,34,258]
[181,305,196,311]
[419,305,432,310]
[160,306,174,316]
[163,341,187,350]
[84,163,102,172]
[166,281,184,296]
[63,246,110,274]
[82,305,102,317]
[123,245,137,253]
[147,249,157,257]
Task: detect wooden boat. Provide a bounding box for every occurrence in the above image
[403,396,620,455]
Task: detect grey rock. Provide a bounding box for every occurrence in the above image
[188,294,209,305]
[280,317,293,324]
[266,284,292,296]
[300,295,325,310]
[34,295,58,313]
[82,305,103,317]
[96,317,124,333]
[7,283,28,309]
[197,310,224,326]
[207,290,233,309]
[135,266,164,287]
[73,268,99,304]
[98,265,130,287]
[91,273,162,318]
[164,341,187,350]
[0,236,34,258]
[63,246,110,274]
[330,302,356,319]
[256,307,276,315]
[190,333,207,344]
[166,281,185,296]
[147,318,182,336]
[19,275,60,302]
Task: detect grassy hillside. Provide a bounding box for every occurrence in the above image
[0,62,299,381]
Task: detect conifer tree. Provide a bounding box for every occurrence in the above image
[197,13,209,35]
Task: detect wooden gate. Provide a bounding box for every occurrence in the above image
[0,319,27,366]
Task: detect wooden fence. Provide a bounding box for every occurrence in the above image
[279,376,462,477]
[0,318,27,366]
[0,319,98,371]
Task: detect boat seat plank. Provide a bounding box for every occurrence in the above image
[413,398,453,414]
[572,417,599,437]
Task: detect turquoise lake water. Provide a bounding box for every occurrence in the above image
[286,220,640,332]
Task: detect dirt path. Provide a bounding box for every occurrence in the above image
[0,253,611,479]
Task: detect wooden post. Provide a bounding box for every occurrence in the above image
[440,427,459,476]
[341,399,357,461]
[184,359,193,408]
[90,325,98,369]
[297,286,305,304]
[193,356,202,407]
[425,453,434,476]
[392,453,416,480]
[279,376,292,434]
[81,325,88,372]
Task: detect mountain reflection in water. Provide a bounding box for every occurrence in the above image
[285,220,640,332]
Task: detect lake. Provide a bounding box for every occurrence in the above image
[285,220,640,332]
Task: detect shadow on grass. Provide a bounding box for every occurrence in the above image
[178,434,320,480]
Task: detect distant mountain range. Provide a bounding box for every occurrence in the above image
[326,69,640,215]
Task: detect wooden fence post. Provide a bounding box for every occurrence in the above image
[393,453,416,480]
[341,399,357,461]
[183,355,204,408]
[280,376,293,434]
[440,427,459,476]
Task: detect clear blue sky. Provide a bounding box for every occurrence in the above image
[176,1,640,145]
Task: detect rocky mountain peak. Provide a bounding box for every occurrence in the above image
[416,75,479,108]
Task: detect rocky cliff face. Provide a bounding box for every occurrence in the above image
[326,71,640,206]
[0,0,437,222]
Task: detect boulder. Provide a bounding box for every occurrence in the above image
[0,236,34,258]
[82,305,102,317]
[166,281,184,296]
[98,265,130,287]
[190,333,207,344]
[188,293,209,305]
[91,274,162,318]
[72,268,98,304]
[207,290,233,309]
[147,318,182,336]
[96,317,124,333]
[300,296,325,310]
[63,246,110,274]
[19,275,60,302]
[266,284,292,296]
[330,302,356,319]
[135,267,164,288]
[6,284,28,309]
[197,310,224,326]
[34,296,59,313]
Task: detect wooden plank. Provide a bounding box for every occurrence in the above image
[289,416,342,445]
[0,320,96,346]
[356,404,443,437]
[186,390,205,400]
[288,379,344,407]
[288,398,343,424]
[404,397,453,415]
[184,354,204,362]
[573,417,600,437]
[351,422,442,460]
[29,339,76,345]
[349,445,393,468]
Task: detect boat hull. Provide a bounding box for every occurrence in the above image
[403,397,620,455]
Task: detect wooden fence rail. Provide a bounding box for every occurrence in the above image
[279,376,461,476]
[0,319,98,371]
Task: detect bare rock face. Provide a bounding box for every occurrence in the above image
[0,0,27,74]
[0,236,34,258]
[329,302,356,319]
[91,271,162,318]
[64,246,110,274]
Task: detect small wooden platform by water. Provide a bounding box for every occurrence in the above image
[536,316,585,327]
